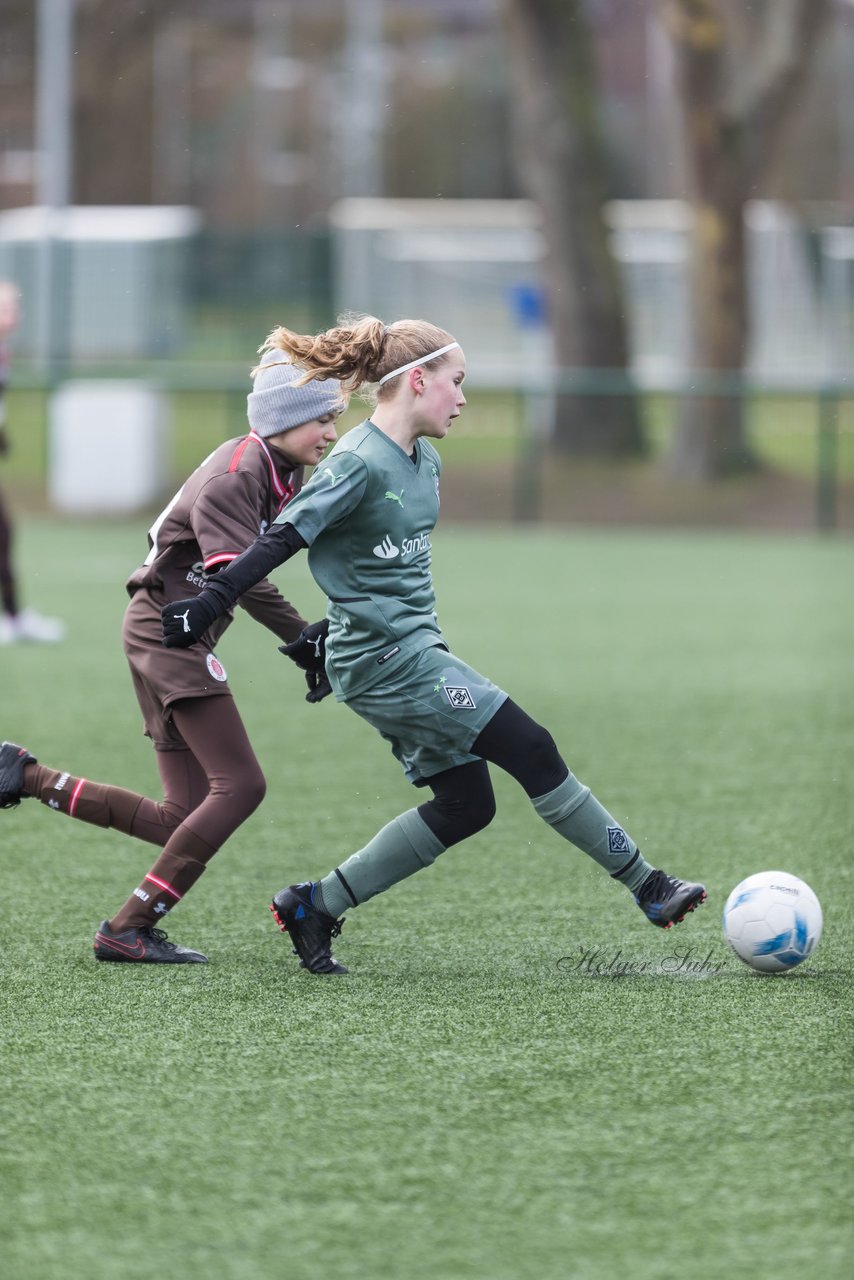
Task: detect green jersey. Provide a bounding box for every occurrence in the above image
[275,419,445,699]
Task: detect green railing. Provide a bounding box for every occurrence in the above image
[4,365,852,532]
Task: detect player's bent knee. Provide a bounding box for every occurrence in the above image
[522,722,562,774]
[419,764,496,846]
[241,769,267,816]
[159,802,193,830]
[210,767,266,819]
[467,785,497,835]
[419,797,495,846]
[451,792,496,842]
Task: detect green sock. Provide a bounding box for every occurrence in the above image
[316,809,446,917]
[531,772,652,893]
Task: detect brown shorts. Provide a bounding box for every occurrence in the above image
[122,591,233,749]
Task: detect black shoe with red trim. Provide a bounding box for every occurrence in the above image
[269,882,348,974]
[635,869,707,929]
[93,920,208,964]
[0,740,36,808]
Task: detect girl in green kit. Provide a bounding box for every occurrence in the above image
[163,315,706,973]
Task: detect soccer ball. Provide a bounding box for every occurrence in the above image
[722,871,822,973]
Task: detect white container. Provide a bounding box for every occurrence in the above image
[49,381,168,514]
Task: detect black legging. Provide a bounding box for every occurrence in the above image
[0,487,17,615]
[417,698,569,847]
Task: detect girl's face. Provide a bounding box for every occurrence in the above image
[267,413,340,465]
[414,352,467,439]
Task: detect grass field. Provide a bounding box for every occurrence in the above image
[1,518,852,1280]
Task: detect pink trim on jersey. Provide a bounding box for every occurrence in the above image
[207,433,295,568]
[246,432,289,502]
[67,778,86,818]
[227,435,252,473]
[203,551,237,570]
[144,874,183,900]
[276,476,296,513]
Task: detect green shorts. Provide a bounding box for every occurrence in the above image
[344,645,508,785]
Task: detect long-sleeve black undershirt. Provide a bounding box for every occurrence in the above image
[204,521,308,618]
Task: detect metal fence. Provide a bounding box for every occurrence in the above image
[5,366,851,533]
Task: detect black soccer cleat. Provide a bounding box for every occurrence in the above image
[269,882,348,975]
[93,920,208,964]
[635,869,707,929]
[0,741,37,809]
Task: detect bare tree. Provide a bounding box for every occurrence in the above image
[504,0,645,458]
[658,0,831,478]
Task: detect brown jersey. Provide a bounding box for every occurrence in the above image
[126,431,308,648]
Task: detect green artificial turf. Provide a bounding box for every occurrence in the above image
[1,520,851,1280]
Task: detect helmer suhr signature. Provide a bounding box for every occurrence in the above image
[557,945,727,977]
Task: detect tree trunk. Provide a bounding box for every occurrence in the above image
[660,0,831,478]
[505,0,645,458]
[674,193,755,478]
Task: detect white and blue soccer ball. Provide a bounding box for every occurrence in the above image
[722,871,823,973]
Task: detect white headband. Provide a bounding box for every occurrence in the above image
[378,342,460,386]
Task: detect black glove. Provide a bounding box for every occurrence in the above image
[161,593,221,648]
[304,670,333,704]
[279,619,328,672]
[280,619,332,703]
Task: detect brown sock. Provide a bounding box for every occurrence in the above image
[25,763,144,829]
[108,827,218,933]
[23,762,186,846]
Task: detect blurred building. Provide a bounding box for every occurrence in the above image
[0,0,850,378]
[331,196,853,386]
[0,0,511,226]
[0,205,200,359]
[1,1,849,223]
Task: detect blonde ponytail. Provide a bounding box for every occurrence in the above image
[254,314,457,400]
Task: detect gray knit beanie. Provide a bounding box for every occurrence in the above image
[247,349,345,438]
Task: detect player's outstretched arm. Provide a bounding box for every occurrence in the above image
[161,521,308,648]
